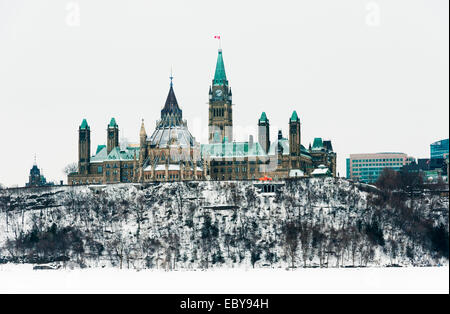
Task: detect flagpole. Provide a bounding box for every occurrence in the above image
[214,35,222,50]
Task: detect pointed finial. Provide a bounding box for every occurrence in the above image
[34,154,37,165]
[170,67,174,87]
[140,118,147,137]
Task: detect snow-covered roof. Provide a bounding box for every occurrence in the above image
[144,166,152,172]
[155,165,166,171]
[289,169,305,177]
[168,164,180,171]
[90,146,139,163]
[149,125,195,148]
[311,167,330,176]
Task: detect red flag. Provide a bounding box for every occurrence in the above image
[214,35,221,39]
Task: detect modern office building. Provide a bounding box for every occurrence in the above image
[346,153,415,183]
[402,157,448,183]
[430,138,449,160]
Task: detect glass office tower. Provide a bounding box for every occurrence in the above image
[430,139,449,159]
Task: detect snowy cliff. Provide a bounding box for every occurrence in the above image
[0,178,448,269]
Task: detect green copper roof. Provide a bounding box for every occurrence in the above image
[201,139,312,159]
[80,119,90,130]
[109,118,118,128]
[290,111,299,122]
[107,147,121,160]
[213,50,228,86]
[96,145,106,154]
[259,112,268,123]
[90,146,108,163]
[90,145,139,163]
[312,137,323,149]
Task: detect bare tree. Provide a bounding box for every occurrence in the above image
[108,234,125,269]
[299,221,311,267]
[63,162,78,176]
[0,188,11,231]
[376,168,400,192]
[142,237,161,269]
[349,226,360,267]
[284,221,299,269]
[134,192,147,239]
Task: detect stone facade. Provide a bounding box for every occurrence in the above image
[68,48,336,185]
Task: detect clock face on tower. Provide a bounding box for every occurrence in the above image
[215,89,223,97]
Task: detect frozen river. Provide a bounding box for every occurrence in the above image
[0,264,448,293]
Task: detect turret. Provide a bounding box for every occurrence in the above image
[140,119,147,147]
[258,112,270,154]
[289,111,301,157]
[277,130,284,154]
[78,119,91,175]
[107,118,119,154]
[139,119,147,167]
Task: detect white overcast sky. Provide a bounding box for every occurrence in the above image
[0,0,448,187]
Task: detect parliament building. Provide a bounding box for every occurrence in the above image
[68,49,336,185]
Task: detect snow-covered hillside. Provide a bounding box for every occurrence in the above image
[0,178,448,269]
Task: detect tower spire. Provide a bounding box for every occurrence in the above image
[140,118,147,148]
[140,118,147,137]
[208,46,233,144]
[213,48,227,86]
[160,74,182,125]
